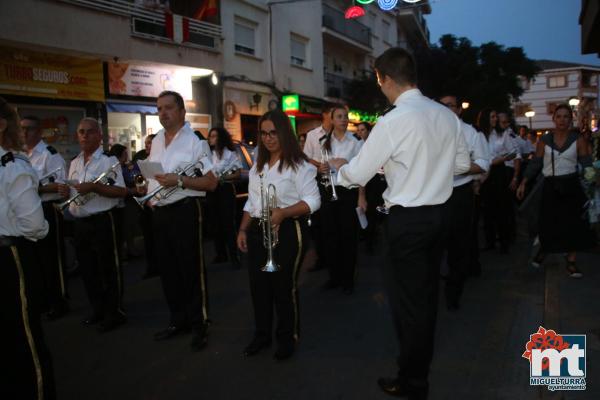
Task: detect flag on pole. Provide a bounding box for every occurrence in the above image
[165,13,190,43]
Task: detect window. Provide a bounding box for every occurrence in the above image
[519,76,531,90]
[582,71,598,88]
[547,75,567,88]
[234,18,256,56]
[290,34,308,68]
[514,103,531,117]
[382,20,391,44]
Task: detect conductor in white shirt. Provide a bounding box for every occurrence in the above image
[331,48,471,399]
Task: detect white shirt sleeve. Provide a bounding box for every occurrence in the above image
[197,140,214,174]
[454,120,471,175]
[304,130,323,161]
[295,162,320,213]
[9,171,48,240]
[337,118,394,188]
[509,135,522,160]
[473,130,490,173]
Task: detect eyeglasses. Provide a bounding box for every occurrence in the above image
[259,130,278,139]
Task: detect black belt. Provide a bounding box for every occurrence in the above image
[75,208,114,221]
[389,203,444,213]
[0,236,18,247]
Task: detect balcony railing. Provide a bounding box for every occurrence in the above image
[322,4,371,48]
[56,0,222,50]
[325,73,352,99]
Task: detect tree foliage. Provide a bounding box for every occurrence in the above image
[345,34,540,124]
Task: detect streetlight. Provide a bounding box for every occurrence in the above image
[568,97,580,127]
[525,110,535,130]
[461,101,470,110]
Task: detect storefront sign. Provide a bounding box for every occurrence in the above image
[0,46,104,101]
[108,62,207,100]
[282,94,300,112]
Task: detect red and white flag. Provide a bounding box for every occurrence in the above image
[165,13,189,44]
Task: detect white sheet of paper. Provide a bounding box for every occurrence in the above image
[137,160,164,180]
[356,206,368,229]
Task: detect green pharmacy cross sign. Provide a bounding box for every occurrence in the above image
[282,94,300,112]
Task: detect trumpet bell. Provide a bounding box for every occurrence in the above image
[260,259,280,272]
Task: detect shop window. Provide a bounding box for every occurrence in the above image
[241,114,259,147]
[290,34,308,68]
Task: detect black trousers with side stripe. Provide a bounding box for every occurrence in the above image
[73,209,124,322]
[38,201,68,312]
[153,197,209,329]
[208,182,238,261]
[246,218,307,346]
[1,238,56,400]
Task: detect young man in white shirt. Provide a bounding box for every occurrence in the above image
[438,95,490,311]
[21,115,69,320]
[146,91,218,351]
[64,117,128,333]
[331,48,470,399]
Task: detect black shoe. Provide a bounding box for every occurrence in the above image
[97,314,127,333]
[212,255,228,264]
[82,313,103,325]
[377,377,428,399]
[154,325,187,341]
[273,343,294,361]
[321,280,340,290]
[190,325,208,352]
[244,337,272,357]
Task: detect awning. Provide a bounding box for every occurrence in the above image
[107,102,157,114]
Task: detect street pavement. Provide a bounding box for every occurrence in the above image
[44,224,600,400]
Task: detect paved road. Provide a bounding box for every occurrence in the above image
[44,226,600,400]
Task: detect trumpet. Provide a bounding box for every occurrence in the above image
[39,167,62,185]
[259,172,280,272]
[217,166,238,183]
[319,147,338,202]
[56,162,120,210]
[134,161,204,208]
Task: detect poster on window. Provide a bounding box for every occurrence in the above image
[108,62,194,100]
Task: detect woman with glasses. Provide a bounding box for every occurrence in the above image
[207,127,242,268]
[237,109,320,361]
[318,105,366,294]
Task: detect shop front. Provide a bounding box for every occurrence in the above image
[0,45,105,161]
[281,93,326,136]
[106,61,214,157]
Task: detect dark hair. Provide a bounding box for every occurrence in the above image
[21,115,41,127]
[374,47,417,86]
[0,96,23,151]
[256,109,307,173]
[158,90,185,110]
[323,105,348,152]
[108,143,127,159]
[194,130,206,141]
[356,122,372,133]
[438,94,460,104]
[552,104,573,119]
[321,102,334,115]
[208,127,235,159]
[476,108,497,137]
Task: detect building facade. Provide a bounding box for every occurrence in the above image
[513,60,600,132]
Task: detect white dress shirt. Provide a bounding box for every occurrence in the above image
[212,147,242,176]
[323,131,363,186]
[148,122,213,206]
[303,125,328,161]
[0,146,49,240]
[490,129,521,168]
[243,160,320,218]
[454,121,490,187]
[337,88,471,207]
[516,135,535,157]
[67,147,125,218]
[28,139,67,202]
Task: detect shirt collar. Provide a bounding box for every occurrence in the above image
[393,88,421,106]
[77,146,103,163]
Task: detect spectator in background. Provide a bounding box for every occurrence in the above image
[298,133,306,151]
[132,134,156,162]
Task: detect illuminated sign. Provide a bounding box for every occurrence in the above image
[345,6,366,19]
[378,0,399,11]
[282,94,300,112]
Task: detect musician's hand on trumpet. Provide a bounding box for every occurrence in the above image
[73,182,97,195]
[154,173,179,187]
[317,161,330,175]
[328,157,348,171]
[57,183,71,199]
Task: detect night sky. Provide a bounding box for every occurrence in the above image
[424,0,600,66]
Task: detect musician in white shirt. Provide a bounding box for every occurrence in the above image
[146,91,217,351]
[438,95,490,311]
[207,127,242,267]
[237,109,320,361]
[65,117,128,333]
[21,115,69,319]
[318,105,366,294]
[1,97,54,400]
[302,103,333,166]
[331,48,470,398]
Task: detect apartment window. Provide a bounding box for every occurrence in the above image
[382,20,391,44]
[519,76,531,90]
[290,34,308,68]
[547,75,567,88]
[234,18,256,56]
[582,71,598,88]
[514,103,531,117]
